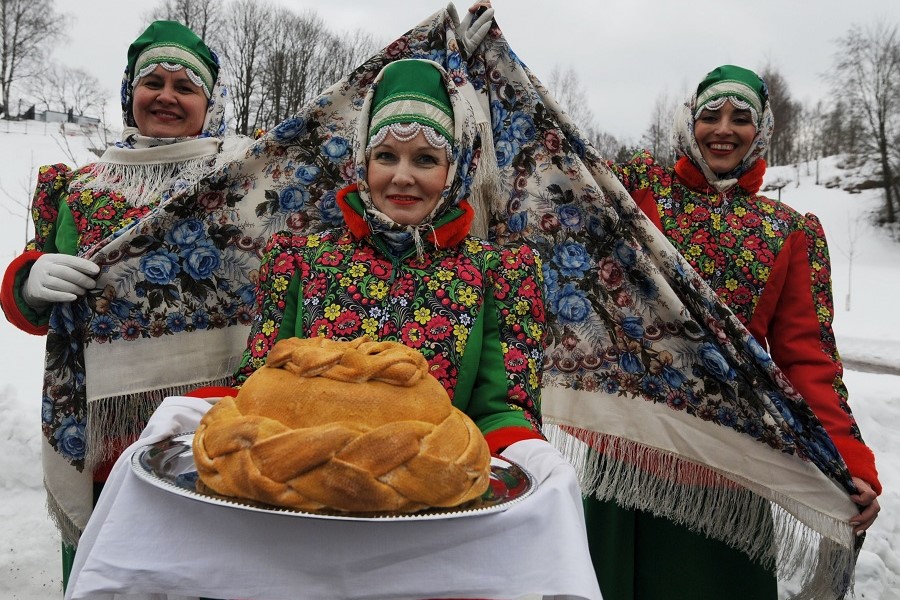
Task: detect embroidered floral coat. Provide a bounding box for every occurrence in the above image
[611,151,880,492]
[233,186,547,454]
[1,163,155,334]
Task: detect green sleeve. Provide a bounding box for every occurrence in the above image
[276,274,304,342]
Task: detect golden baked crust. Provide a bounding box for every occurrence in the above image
[192,337,491,512]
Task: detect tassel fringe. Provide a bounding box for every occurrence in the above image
[84,156,215,207]
[544,424,857,600]
[84,376,233,471]
[45,486,84,547]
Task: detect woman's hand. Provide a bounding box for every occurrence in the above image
[22,254,100,309]
[849,476,880,534]
[448,1,494,58]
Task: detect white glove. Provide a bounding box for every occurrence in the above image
[448,2,495,58]
[21,253,100,309]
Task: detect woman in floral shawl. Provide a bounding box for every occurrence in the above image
[0,20,249,591]
[585,64,882,600]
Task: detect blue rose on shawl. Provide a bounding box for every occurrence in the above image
[542,263,560,304]
[553,283,591,325]
[612,239,637,269]
[237,283,257,305]
[318,189,344,226]
[620,316,645,340]
[141,249,181,285]
[322,137,349,161]
[272,117,307,141]
[279,186,308,212]
[166,218,206,248]
[508,211,527,233]
[183,241,221,280]
[552,241,591,277]
[587,215,609,245]
[54,414,87,462]
[698,342,736,382]
[747,336,773,364]
[510,113,536,143]
[490,100,509,136]
[42,396,53,424]
[557,204,582,229]
[494,139,516,168]
[295,165,321,185]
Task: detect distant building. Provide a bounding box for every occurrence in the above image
[24,106,101,126]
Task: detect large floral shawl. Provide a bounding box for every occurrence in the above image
[39,8,860,598]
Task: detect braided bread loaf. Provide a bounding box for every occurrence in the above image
[192,337,491,513]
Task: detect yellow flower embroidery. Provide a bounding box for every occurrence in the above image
[684,203,695,214]
[515,300,529,315]
[741,250,753,261]
[437,269,454,281]
[348,263,367,277]
[369,280,388,299]
[458,286,477,305]
[306,235,321,248]
[725,279,738,291]
[414,307,432,324]
[362,317,378,335]
[733,206,747,217]
[261,320,275,336]
[324,304,341,319]
[273,276,289,293]
[427,279,440,291]
[465,239,481,253]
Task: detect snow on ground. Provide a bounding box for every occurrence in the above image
[0,122,898,598]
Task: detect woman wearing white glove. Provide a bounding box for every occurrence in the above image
[448,1,495,59]
[0,19,248,594]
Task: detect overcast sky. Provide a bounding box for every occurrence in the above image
[49,0,900,142]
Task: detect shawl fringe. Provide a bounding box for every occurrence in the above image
[85,376,233,471]
[84,156,216,207]
[545,424,856,600]
[45,484,84,547]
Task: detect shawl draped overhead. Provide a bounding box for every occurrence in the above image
[41,9,860,598]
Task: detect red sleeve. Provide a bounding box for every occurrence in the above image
[630,189,664,232]
[484,426,545,455]
[186,386,239,399]
[757,229,880,494]
[1,250,49,335]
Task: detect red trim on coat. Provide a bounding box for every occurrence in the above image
[336,184,475,248]
[631,188,665,231]
[336,184,370,240]
[749,228,880,492]
[674,156,767,195]
[1,250,49,335]
[484,426,544,455]
[186,386,239,399]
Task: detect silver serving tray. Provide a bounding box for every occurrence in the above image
[131,432,536,521]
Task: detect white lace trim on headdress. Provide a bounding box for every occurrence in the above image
[694,96,760,130]
[366,122,453,161]
[132,62,211,97]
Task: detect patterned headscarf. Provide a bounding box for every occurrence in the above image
[118,20,228,147]
[354,59,483,255]
[672,64,774,191]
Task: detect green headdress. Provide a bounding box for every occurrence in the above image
[367,59,455,148]
[694,64,767,127]
[127,20,218,97]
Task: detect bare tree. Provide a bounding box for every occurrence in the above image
[0,0,62,118]
[219,0,273,135]
[758,65,801,166]
[25,63,105,117]
[144,0,222,43]
[640,92,676,166]
[831,21,900,224]
[545,65,621,159]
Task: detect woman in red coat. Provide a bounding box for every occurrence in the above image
[588,64,881,600]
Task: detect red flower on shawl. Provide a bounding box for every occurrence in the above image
[598,257,624,289]
[401,322,426,348]
[425,315,453,341]
[310,318,334,338]
[428,353,452,381]
[504,347,528,373]
[334,311,361,337]
[690,206,710,222]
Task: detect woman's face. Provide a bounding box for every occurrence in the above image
[366,129,450,226]
[693,100,757,175]
[132,65,207,138]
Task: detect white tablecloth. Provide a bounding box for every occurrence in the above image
[65,397,601,600]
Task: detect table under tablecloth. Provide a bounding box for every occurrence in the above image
[64,396,601,600]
